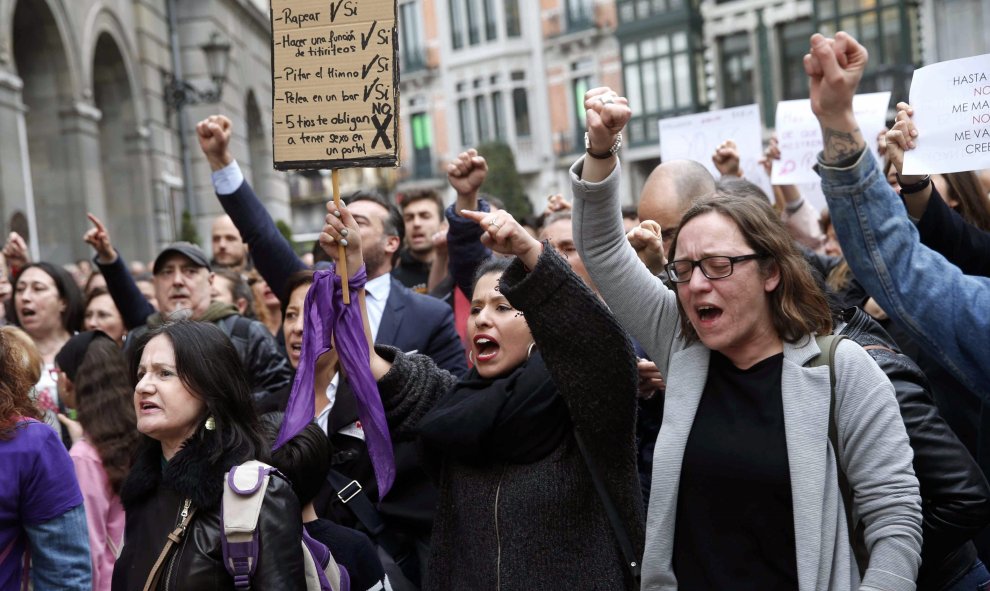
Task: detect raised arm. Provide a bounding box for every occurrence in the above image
[319,199,456,437]
[445,149,492,298]
[809,32,990,395]
[84,214,155,328]
[570,87,681,376]
[197,115,306,300]
[885,103,990,276]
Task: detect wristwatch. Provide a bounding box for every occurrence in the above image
[585,132,622,159]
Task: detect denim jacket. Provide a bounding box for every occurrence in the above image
[818,149,990,399]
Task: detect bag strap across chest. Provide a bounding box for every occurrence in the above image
[221,460,274,588]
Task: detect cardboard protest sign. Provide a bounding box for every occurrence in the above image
[772,92,890,185]
[270,0,399,170]
[903,53,990,175]
[657,104,772,197]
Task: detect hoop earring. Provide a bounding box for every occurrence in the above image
[468,350,475,366]
[527,342,536,359]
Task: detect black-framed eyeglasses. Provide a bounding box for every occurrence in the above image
[665,253,768,283]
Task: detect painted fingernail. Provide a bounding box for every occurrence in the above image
[341,229,348,237]
[340,238,349,247]
[333,210,342,218]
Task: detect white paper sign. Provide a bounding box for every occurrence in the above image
[657,104,772,198]
[903,53,990,175]
[772,92,890,185]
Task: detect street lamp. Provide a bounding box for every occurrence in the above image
[160,26,232,241]
[162,32,232,111]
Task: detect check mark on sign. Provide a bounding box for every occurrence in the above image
[361,55,383,80]
[360,21,378,50]
[363,78,380,102]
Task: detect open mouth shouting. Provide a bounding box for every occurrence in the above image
[138,399,162,415]
[18,306,37,322]
[287,339,302,365]
[473,333,500,363]
[696,304,723,327]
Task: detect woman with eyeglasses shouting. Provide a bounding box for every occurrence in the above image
[570,87,922,590]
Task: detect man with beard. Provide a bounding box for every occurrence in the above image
[392,190,445,293]
[211,214,250,271]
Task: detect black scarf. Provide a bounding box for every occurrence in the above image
[416,352,571,465]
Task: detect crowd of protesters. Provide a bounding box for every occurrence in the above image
[2,30,990,591]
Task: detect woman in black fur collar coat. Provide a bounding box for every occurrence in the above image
[322,204,645,590]
[110,321,305,590]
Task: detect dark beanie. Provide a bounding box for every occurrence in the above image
[55,331,113,382]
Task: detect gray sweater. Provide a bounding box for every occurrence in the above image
[569,157,922,591]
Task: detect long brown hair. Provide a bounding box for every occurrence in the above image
[74,336,138,493]
[818,209,853,292]
[670,193,833,344]
[0,327,43,440]
[941,171,990,231]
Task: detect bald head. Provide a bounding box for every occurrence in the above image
[211,214,248,270]
[638,160,716,255]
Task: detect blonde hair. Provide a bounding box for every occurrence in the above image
[2,326,42,384]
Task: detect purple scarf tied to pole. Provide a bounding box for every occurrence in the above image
[273,264,395,499]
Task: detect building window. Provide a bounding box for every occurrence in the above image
[475,95,491,143]
[778,19,813,100]
[492,91,506,140]
[451,0,509,49]
[814,0,918,102]
[621,31,697,145]
[483,0,498,40]
[566,0,594,31]
[400,2,426,72]
[449,0,464,49]
[458,98,473,145]
[410,112,433,179]
[719,32,754,108]
[513,88,531,137]
[617,0,685,23]
[572,75,591,147]
[466,0,481,45]
[505,0,521,37]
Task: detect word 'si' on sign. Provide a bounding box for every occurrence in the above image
[270,0,399,170]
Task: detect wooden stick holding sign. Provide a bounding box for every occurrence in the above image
[270,0,400,303]
[332,170,349,303]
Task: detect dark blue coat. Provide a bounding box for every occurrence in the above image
[217,177,467,377]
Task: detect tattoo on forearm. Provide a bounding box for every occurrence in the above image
[822,127,863,164]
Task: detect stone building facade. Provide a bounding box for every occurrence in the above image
[0,0,287,265]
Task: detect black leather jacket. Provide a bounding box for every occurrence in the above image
[111,435,306,590]
[839,307,990,590]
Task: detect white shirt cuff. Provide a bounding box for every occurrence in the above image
[212,160,244,195]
